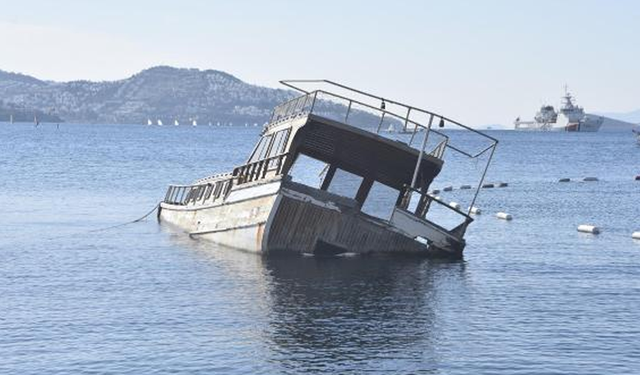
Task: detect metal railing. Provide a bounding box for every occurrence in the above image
[429,139,448,159]
[193,172,233,185]
[164,176,233,206]
[269,94,316,124]
[397,185,473,237]
[163,154,289,206]
[232,153,289,185]
[269,80,498,217]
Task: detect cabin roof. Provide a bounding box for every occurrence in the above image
[286,114,443,190]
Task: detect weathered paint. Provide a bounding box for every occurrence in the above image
[159,177,468,257]
[266,184,430,256]
[159,181,281,252]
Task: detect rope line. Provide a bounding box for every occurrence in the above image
[43,203,160,241]
[86,203,160,233]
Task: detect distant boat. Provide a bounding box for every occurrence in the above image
[9,114,14,124]
[192,119,197,127]
[157,119,163,126]
[147,119,153,126]
[174,120,180,126]
[386,124,395,133]
[514,89,603,132]
[34,115,40,127]
[216,122,221,127]
[254,123,258,127]
[208,122,212,126]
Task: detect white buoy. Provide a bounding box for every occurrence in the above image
[443,186,453,192]
[577,225,600,234]
[460,184,472,190]
[496,212,512,220]
[632,232,640,240]
[583,177,599,182]
[469,206,482,215]
[449,202,461,210]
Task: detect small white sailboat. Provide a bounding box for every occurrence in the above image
[147,119,153,126]
[216,122,221,127]
[157,119,163,126]
[34,115,40,127]
[174,119,180,126]
[386,124,395,133]
[192,119,197,127]
[10,114,14,124]
[208,122,212,126]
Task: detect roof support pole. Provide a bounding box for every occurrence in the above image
[468,144,496,216]
[403,107,412,133]
[344,101,352,123]
[375,112,386,134]
[410,114,434,189]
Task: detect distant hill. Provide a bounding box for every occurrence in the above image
[0,66,295,125]
[595,109,640,124]
[0,100,63,123]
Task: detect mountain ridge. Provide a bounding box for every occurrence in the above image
[0,66,294,124]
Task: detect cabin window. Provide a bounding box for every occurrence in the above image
[204,184,214,201]
[327,169,363,200]
[213,182,223,199]
[361,181,399,220]
[267,129,291,169]
[288,154,328,188]
[268,129,290,158]
[248,135,273,163]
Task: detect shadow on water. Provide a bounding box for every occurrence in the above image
[168,229,470,373]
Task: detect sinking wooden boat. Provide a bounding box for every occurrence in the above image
[158,80,498,258]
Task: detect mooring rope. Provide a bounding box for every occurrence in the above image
[86,203,160,233]
[43,203,160,241]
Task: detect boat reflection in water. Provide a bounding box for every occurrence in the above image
[172,232,469,372]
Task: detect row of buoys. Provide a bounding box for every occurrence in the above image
[431,182,508,195]
[428,197,484,216]
[559,177,600,182]
[444,201,483,216]
[578,226,640,239]
[560,176,640,182]
[482,182,509,188]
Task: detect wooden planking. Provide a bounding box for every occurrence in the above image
[267,191,427,254]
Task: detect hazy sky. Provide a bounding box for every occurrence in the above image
[0,0,638,125]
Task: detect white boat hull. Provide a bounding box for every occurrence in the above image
[158,179,459,257]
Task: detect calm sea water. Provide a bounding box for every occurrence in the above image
[1,123,639,374]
